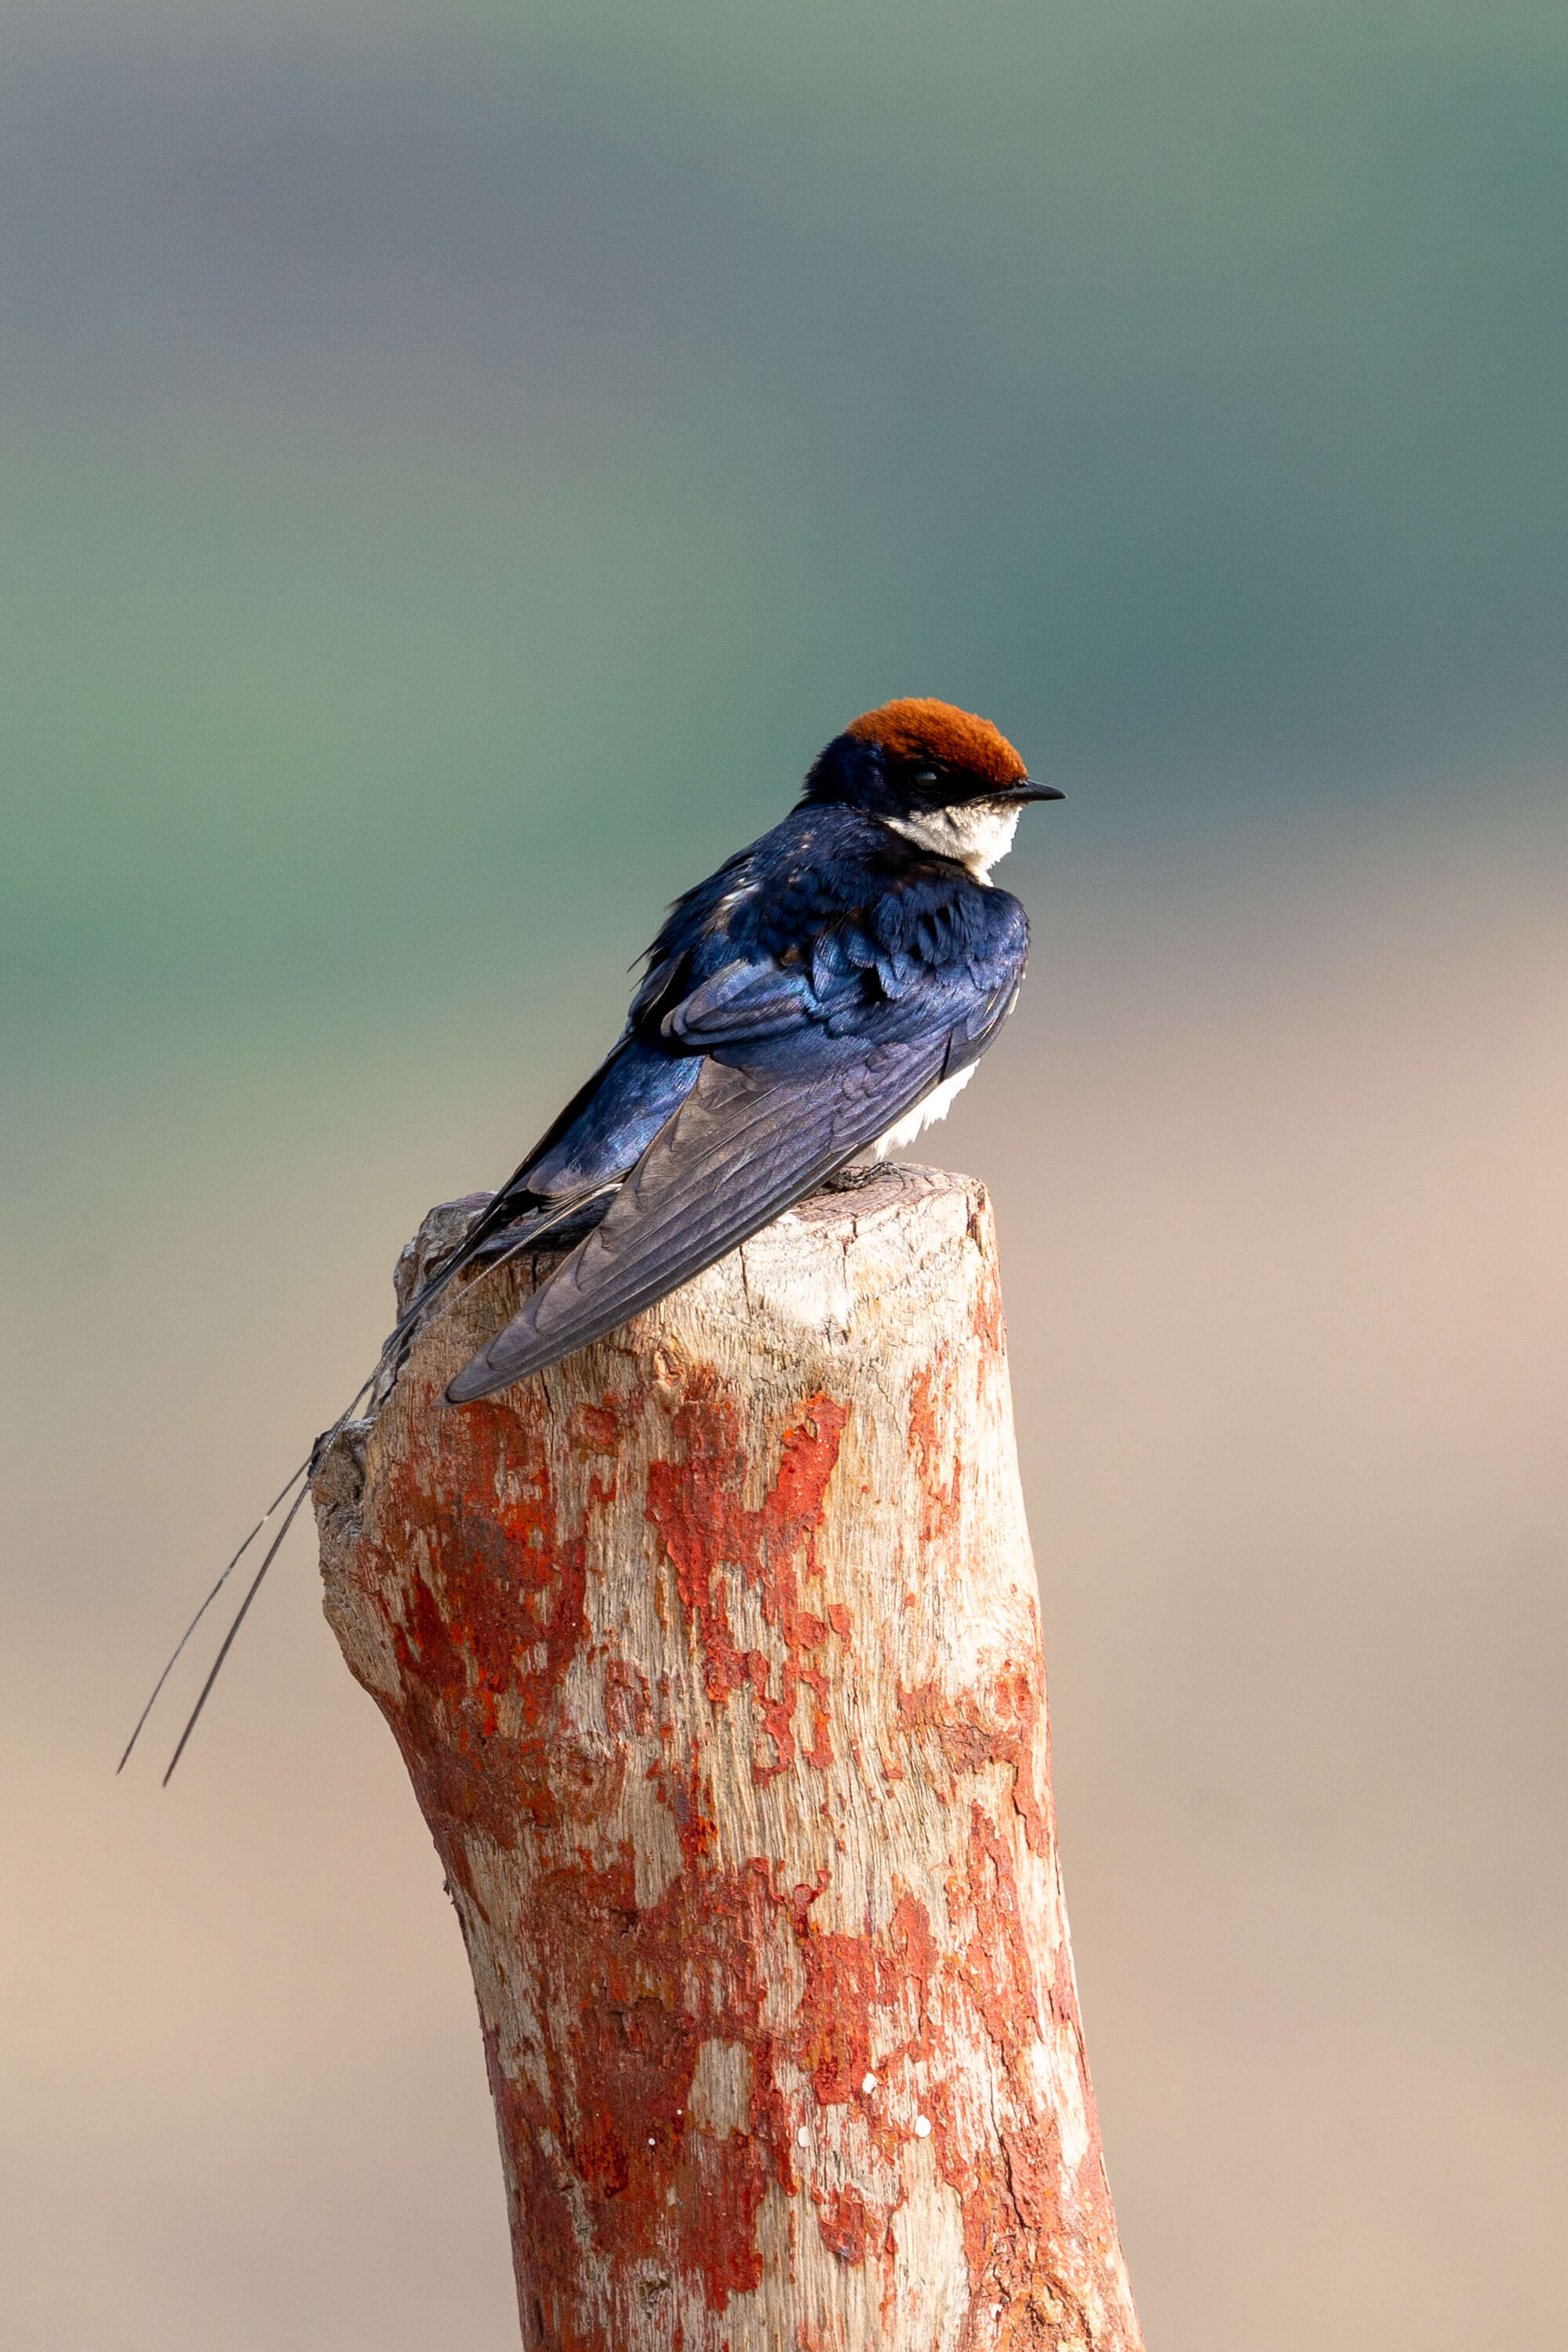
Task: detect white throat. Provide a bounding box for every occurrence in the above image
[879,799,1020,883]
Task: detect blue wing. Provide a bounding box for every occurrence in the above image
[444,862,1027,1400]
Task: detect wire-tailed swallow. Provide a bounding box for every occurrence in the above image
[434,695,1061,1400]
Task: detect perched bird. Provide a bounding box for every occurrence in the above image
[428,695,1062,1400]
[126,696,1060,1778]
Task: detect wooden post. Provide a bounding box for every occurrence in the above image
[312,1163,1142,2352]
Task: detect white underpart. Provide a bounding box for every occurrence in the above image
[879,799,1021,883]
[864,799,1017,1157]
[871,1062,977,1158]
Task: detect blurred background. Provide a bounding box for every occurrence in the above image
[3,3,1566,2345]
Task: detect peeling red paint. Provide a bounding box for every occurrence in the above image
[954,1801,1042,2070]
[792,1927,879,2103]
[813,2182,885,2266]
[897,1658,1050,1856]
[648,1749,719,1868]
[907,1361,962,1547]
[478,1846,794,2327]
[573,1399,628,1455]
[348,1377,595,1891]
[970,1243,1006,1359]
[341,1365,868,2334]
[645,1381,849,1782]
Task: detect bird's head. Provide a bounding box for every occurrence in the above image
[802,697,1063,879]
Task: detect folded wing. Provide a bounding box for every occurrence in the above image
[446,1033,948,1400]
[444,876,1030,1401]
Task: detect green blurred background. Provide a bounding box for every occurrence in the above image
[5,4,1566,2346]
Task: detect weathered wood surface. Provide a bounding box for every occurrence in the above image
[312,1163,1141,2352]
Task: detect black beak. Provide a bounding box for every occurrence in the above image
[1008,777,1066,803]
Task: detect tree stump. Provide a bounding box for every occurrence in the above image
[311,1163,1141,2352]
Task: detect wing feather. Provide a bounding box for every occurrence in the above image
[445,1036,949,1400]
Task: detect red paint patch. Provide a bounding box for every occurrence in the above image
[573,1399,627,1455]
[953,1801,1042,2072]
[897,1659,1050,1856]
[907,1362,962,1548]
[792,1929,879,2104]
[645,1379,849,1782]
[648,1751,719,1868]
[351,1376,594,1889]
[478,1851,788,2329]
[813,2182,884,2266]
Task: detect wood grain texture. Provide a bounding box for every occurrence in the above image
[312,1163,1141,2352]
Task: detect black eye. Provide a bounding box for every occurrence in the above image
[913,766,940,791]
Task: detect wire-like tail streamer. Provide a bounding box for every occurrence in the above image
[122,1178,617,1781]
[160,1476,316,1784]
[116,1456,315,1775]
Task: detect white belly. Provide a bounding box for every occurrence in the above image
[871,1063,977,1159]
